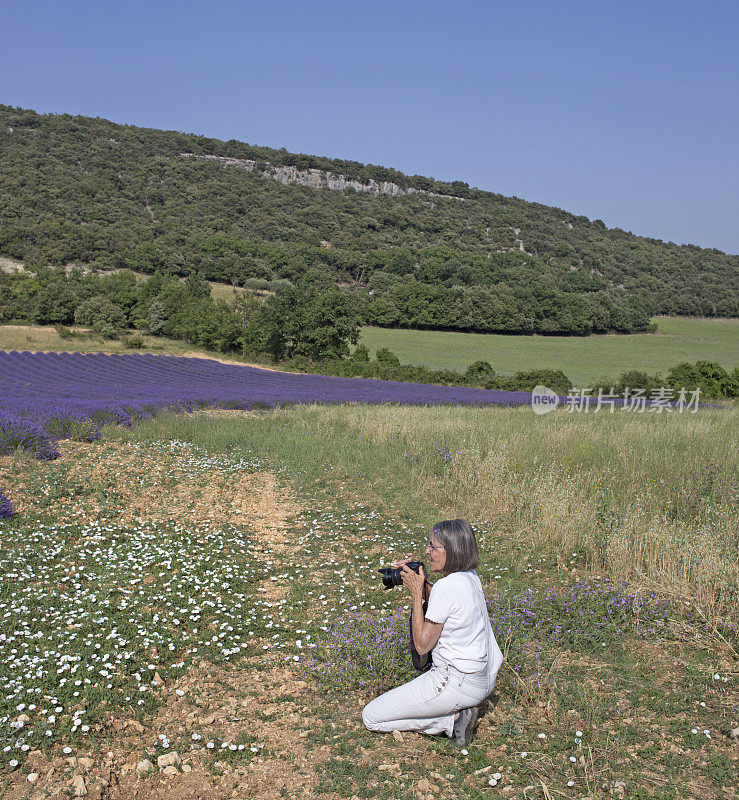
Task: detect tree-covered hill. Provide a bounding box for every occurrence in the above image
[1,104,736,335]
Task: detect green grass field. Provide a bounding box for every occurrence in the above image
[2,404,736,798]
[359,317,739,385]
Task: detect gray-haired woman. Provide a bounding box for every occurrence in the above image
[362,519,503,746]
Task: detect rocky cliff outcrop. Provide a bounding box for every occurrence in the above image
[180,153,466,200]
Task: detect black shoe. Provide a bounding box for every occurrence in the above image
[450,706,479,747]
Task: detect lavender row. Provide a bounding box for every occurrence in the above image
[0,350,536,461]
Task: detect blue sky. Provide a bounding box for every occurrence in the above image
[3,0,738,253]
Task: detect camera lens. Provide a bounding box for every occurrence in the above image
[377,560,423,590]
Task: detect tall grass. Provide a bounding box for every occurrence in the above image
[112,404,738,628]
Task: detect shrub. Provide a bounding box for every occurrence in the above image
[614,369,662,393]
[94,321,117,339]
[375,347,401,367]
[124,334,146,349]
[351,344,370,362]
[244,278,270,291]
[464,360,496,387]
[304,578,673,696]
[303,608,412,693]
[268,279,294,293]
[54,325,74,339]
[666,361,739,399]
[43,413,100,442]
[0,414,59,460]
[591,369,663,397]
[500,369,572,395]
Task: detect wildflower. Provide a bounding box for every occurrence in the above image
[0,488,13,519]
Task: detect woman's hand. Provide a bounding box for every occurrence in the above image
[401,562,426,599]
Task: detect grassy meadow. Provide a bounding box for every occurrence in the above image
[1,398,736,799]
[359,317,739,384]
[0,324,266,363]
[115,404,739,629]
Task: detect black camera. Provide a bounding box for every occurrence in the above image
[378,560,424,590]
[377,560,433,672]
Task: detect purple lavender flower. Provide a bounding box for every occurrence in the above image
[0,350,536,461]
[0,488,13,519]
[0,412,60,460]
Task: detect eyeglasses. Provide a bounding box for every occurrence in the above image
[426,539,444,552]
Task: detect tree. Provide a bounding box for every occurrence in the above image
[74,296,127,331]
[148,301,167,334]
[250,283,360,361]
[32,282,77,324]
[351,344,370,362]
[184,271,212,299]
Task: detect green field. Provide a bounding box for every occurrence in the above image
[360,316,739,385]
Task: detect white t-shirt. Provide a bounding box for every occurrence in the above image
[425,570,502,675]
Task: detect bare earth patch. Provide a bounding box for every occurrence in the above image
[6,663,332,800]
[0,440,334,800]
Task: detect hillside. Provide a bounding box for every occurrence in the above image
[1,104,737,335]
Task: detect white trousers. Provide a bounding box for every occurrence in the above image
[361,660,494,737]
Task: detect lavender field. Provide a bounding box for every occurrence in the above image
[0,350,532,461]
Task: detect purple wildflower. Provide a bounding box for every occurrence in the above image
[0,488,13,519]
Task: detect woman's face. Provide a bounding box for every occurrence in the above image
[425,533,447,574]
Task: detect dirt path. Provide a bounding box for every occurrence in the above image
[0,441,338,800]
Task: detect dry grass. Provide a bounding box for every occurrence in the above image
[0,323,193,354]
[178,403,737,629]
[357,405,738,627]
[208,281,246,304]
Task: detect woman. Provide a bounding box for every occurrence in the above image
[362,519,504,747]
